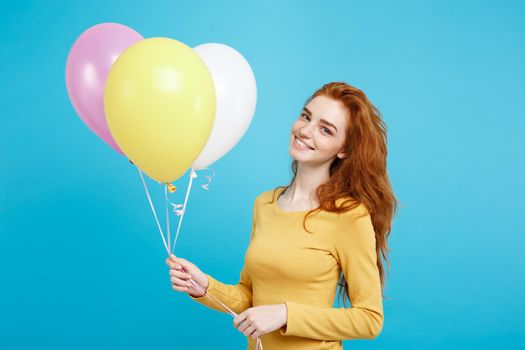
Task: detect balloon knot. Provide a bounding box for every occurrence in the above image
[166,183,177,193]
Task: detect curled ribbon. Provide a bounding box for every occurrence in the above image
[200,168,215,191]
[170,168,197,253]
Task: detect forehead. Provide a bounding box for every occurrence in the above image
[304,95,349,129]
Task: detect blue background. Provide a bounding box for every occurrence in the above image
[1,0,524,349]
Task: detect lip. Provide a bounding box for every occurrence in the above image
[294,136,314,150]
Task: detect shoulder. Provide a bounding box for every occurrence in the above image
[254,187,284,205]
[335,201,374,238]
[331,194,370,217]
[338,201,370,219]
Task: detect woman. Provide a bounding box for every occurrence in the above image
[166,81,398,349]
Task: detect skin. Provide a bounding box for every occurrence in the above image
[280,95,349,210]
[165,95,350,340]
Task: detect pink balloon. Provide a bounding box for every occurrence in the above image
[65,22,143,155]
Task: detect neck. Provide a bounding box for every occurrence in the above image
[286,160,331,204]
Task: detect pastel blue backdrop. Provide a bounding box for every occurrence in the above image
[1,0,524,349]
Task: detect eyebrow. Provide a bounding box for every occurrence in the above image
[303,107,338,132]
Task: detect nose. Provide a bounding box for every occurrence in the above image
[298,123,314,139]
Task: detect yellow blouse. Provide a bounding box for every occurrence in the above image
[189,187,384,349]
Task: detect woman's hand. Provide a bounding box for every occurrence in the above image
[165,254,209,297]
[233,304,288,340]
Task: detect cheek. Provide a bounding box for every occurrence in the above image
[316,136,344,154]
[290,121,302,135]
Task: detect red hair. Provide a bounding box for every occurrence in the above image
[270,81,398,304]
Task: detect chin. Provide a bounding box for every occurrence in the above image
[289,149,313,163]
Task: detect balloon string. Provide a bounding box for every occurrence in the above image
[164,185,171,253]
[165,167,214,215]
[183,277,263,350]
[137,167,169,255]
[170,169,262,349]
[170,168,197,254]
[138,167,261,349]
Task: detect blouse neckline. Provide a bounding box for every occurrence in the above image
[272,187,319,215]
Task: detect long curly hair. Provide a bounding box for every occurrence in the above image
[269,81,398,305]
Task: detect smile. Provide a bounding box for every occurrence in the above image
[294,136,314,150]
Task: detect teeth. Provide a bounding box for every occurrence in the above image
[296,137,313,150]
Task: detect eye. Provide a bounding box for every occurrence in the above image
[321,127,333,135]
[300,113,310,121]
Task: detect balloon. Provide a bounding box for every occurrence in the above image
[104,37,216,183]
[65,22,143,155]
[191,43,257,170]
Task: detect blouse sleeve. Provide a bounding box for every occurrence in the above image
[187,198,256,315]
[280,204,384,340]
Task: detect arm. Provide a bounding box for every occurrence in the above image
[188,266,252,315]
[280,204,384,340]
[187,198,257,315]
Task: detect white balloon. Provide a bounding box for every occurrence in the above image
[191,43,257,170]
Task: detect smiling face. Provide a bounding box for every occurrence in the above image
[289,95,349,165]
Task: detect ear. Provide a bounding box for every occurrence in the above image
[337,150,347,159]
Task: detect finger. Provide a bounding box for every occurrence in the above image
[178,258,192,268]
[170,276,193,288]
[238,320,251,333]
[186,283,204,296]
[167,260,183,269]
[251,331,260,340]
[233,313,247,328]
[171,284,189,293]
[243,324,257,337]
[167,257,180,265]
[169,269,192,279]
[235,318,249,332]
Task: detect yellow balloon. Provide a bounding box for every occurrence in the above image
[104,37,216,183]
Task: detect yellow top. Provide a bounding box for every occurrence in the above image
[189,187,384,349]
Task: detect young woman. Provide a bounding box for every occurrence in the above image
[166,81,398,350]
